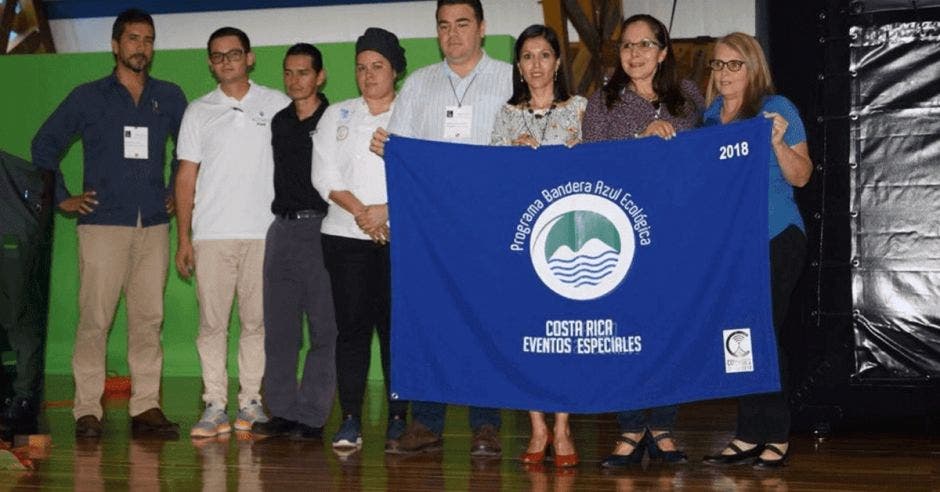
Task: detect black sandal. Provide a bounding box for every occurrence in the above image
[600,434,646,468]
[752,443,788,469]
[646,431,688,464]
[702,440,763,466]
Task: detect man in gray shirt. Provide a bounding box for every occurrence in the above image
[372,0,512,456]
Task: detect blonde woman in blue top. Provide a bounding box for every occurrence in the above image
[699,32,812,469]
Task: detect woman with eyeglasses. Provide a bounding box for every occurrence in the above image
[700,32,812,470]
[582,14,703,467]
[490,24,585,468]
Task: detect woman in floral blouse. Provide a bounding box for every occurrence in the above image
[490,24,585,468]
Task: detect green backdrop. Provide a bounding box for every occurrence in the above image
[0,35,513,378]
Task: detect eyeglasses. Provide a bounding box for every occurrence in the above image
[621,39,661,52]
[708,59,746,72]
[209,49,245,64]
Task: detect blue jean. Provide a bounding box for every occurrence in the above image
[411,401,500,435]
[617,406,679,433]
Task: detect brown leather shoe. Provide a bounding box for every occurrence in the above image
[75,415,103,438]
[131,408,180,438]
[470,424,501,457]
[393,421,443,454]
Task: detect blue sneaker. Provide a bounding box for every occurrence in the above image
[332,415,362,449]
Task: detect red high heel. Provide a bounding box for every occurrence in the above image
[554,451,579,467]
[521,433,553,464]
[553,435,578,467]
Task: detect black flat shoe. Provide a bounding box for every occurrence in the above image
[252,416,297,437]
[702,440,763,466]
[752,443,788,469]
[600,434,646,468]
[290,423,324,441]
[646,431,688,464]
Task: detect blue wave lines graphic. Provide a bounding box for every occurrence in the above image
[546,250,617,266]
[572,278,603,288]
[547,239,619,287]
[550,258,618,277]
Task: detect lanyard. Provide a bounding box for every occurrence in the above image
[447,72,479,108]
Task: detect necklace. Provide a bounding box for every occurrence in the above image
[627,82,657,102]
[523,102,556,144]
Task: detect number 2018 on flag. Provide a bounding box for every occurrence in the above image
[719,141,749,160]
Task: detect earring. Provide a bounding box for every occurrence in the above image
[554,70,558,81]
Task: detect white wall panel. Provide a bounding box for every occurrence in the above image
[48,0,754,53]
[621,0,755,37]
[49,0,543,53]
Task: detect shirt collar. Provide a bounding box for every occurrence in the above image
[443,49,490,81]
[107,70,153,93]
[290,93,330,122]
[213,79,257,104]
[356,96,395,116]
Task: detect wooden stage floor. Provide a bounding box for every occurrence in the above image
[3,376,938,490]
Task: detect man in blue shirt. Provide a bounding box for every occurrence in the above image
[31,8,187,439]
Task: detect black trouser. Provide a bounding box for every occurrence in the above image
[322,234,408,422]
[0,233,47,406]
[262,217,337,427]
[736,225,806,444]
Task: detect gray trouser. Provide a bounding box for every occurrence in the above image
[262,216,337,427]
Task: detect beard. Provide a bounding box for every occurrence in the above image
[120,53,150,73]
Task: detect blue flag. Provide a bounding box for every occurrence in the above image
[385,117,776,413]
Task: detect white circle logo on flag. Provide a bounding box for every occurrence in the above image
[530,194,635,300]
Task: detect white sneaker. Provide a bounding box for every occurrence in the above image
[234,399,268,431]
[190,403,231,438]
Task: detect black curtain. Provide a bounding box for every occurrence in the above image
[763,0,940,433]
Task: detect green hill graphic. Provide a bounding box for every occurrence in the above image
[545,211,621,259]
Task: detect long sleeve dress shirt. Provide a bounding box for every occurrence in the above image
[31,72,187,227]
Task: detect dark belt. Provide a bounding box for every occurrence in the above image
[277,209,325,220]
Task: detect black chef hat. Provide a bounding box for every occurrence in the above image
[356,27,406,74]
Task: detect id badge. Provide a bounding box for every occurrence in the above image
[123,126,149,159]
[443,105,473,141]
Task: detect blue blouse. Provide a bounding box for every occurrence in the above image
[703,95,806,239]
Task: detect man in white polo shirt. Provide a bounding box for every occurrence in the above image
[174,26,290,438]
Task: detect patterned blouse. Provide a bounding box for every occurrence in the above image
[581,79,704,142]
[490,95,588,146]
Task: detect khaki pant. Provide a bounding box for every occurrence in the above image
[193,239,265,408]
[73,224,169,420]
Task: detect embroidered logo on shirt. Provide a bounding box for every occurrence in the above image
[252,111,269,126]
